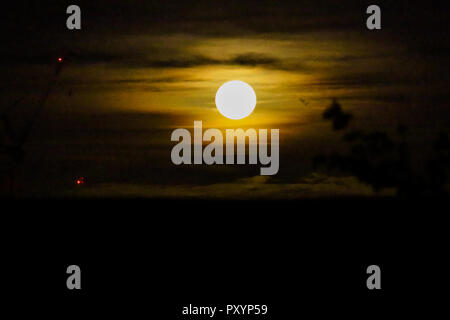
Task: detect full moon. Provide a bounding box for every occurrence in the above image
[215,80,257,120]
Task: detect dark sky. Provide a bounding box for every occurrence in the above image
[1,1,449,197]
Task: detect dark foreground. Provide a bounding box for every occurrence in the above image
[2,198,448,318]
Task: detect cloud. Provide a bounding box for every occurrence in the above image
[3,50,283,71]
[90,52,281,70]
[64,173,390,199]
[228,53,279,67]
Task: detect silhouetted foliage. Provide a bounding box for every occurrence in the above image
[322,99,353,130]
[315,100,449,197]
[427,132,450,195]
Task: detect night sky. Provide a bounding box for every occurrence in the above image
[1,1,449,198]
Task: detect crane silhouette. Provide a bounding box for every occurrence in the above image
[0,56,66,196]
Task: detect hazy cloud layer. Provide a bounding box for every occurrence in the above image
[2,1,450,198]
[64,173,389,199]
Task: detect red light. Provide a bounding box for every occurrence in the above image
[76,177,85,185]
[58,57,63,62]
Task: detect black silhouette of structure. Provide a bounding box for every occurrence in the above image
[0,58,65,196]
